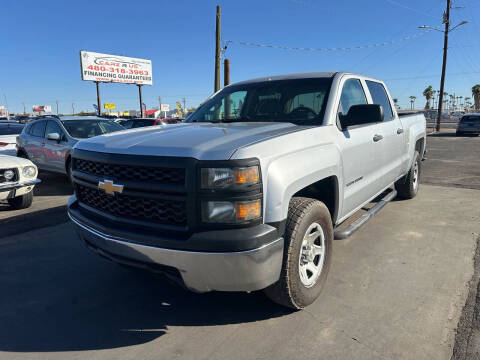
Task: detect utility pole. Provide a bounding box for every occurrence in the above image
[182,97,186,114]
[22,102,26,114]
[56,100,59,115]
[436,0,451,131]
[214,5,221,92]
[72,103,75,116]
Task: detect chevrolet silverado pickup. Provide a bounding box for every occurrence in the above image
[67,72,426,309]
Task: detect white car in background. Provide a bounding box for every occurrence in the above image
[0,123,24,156]
[0,155,40,209]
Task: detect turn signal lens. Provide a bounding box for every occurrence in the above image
[201,166,260,189]
[234,167,259,185]
[235,200,261,221]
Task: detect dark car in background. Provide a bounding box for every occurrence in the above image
[118,118,179,129]
[17,116,124,179]
[456,114,480,136]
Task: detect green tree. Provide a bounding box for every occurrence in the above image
[409,96,416,110]
[472,85,480,110]
[423,86,434,109]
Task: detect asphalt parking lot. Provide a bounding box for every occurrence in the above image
[0,130,479,360]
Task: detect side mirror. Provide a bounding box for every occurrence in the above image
[342,104,384,130]
[46,132,61,142]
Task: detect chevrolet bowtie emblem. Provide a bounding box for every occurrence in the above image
[98,180,124,195]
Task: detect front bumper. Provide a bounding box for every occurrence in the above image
[68,200,284,293]
[0,179,40,200]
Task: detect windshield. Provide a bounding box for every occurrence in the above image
[187,78,333,126]
[61,119,124,139]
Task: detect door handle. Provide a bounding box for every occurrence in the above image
[373,134,383,142]
[397,128,404,134]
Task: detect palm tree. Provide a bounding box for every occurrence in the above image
[393,98,399,109]
[409,96,416,110]
[472,85,480,110]
[464,97,471,110]
[423,86,434,109]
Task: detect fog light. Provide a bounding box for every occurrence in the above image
[4,170,15,181]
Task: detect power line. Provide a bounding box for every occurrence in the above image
[382,0,439,19]
[224,30,430,52]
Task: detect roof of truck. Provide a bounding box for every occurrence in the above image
[233,72,338,85]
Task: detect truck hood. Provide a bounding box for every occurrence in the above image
[74,122,307,160]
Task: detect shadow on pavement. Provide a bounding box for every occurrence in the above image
[35,171,73,197]
[0,229,292,352]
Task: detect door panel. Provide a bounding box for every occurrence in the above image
[339,124,380,217]
[43,120,69,173]
[375,118,404,187]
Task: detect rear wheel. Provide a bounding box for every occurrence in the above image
[264,197,333,310]
[395,151,420,199]
[8,191,33,210]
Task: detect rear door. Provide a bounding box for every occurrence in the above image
[43,120,69,173]
[336,78,382,217]
[366,81,405,187]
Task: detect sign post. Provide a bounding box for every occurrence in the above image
[161,103,170,118]
[138,85,143,118]
[95,81,101,116]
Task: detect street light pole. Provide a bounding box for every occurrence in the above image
[436,0,451,132]
[419,3,467,131]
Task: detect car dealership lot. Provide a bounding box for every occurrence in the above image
[0,131,479,360]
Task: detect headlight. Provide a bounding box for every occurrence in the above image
[4,170,15,181]
[202,199,262,223]
[22,166,37,178]
[201,166,260,189]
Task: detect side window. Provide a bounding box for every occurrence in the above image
[366,81,394,121]
[338,79,367,116]
[31,121,46,137]
[45,120,66,141]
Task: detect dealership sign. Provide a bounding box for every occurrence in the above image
[104,103,116,110]
[32,105,51,112]
[80,51,153,85]
[161,104,170,112]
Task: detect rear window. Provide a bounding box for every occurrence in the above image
[60,119,124,138]
[132,119,156,128]
[461,116,480,123]
[0,125,24,135]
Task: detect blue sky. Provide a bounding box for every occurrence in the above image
[1,0,479,114]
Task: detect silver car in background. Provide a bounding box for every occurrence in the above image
[17,116,125,178]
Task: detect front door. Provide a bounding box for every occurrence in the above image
[43,120,69,173]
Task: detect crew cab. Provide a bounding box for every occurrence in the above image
[67,72,426,309]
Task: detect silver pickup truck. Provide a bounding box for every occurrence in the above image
[67,72,426,309]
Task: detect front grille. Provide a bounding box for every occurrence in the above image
[0,168,18,184]
[74,158,185,185]
[76,184,187,227]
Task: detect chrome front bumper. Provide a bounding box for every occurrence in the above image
[68,213,284,293]
[0,178,41,191]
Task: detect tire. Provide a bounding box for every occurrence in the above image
[8,191,33,210]
[66,158,73,184]
[395,151,421,199]
[264,197,333,310]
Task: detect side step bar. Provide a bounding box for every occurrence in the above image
[334,189,397,240]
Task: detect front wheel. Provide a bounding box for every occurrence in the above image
[8,191,33,210]
[264,197,333,310]
[395,151,420,199]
